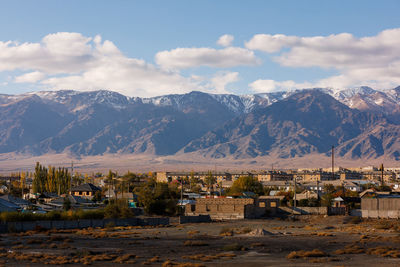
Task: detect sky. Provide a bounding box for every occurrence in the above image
[0,0,399,97]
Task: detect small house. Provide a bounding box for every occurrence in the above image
[70,183,101,199]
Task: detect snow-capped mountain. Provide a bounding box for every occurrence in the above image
[1,86,400,160]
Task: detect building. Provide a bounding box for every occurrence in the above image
[340,171,362,180]
[298,171,338,182]
[156,171,233,183]
[295,190,321,201]
[185,197,279,220]
[361,171,396,183]
[257,171,293,182]
[70,183,101,199]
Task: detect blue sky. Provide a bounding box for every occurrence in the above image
[0,0,399,96]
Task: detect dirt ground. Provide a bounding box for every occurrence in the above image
[1,216,400,266]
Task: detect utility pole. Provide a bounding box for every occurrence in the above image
[293,176,297,209]
[381,163,384,187]
[180,176,183,205]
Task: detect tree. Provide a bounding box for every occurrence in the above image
[92,190,103,203]
[204,171,216,193]
[228,176,264,196]
[134,180,178,215]
[63,197,71,211]
[189,172,201,193]
[32,162,71,194]
[321,193,334,207]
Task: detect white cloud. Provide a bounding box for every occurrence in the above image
[245,34,299,53]
[15,71,46,83]
[210,71,239,94]
[155,47,260,69]
[0,32,210,97]
[217,34,234,47]
[249,79,312,93]
[246,28,400,90]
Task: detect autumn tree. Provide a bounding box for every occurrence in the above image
[228,176,264,196]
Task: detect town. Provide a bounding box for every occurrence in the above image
[0,162,399,220]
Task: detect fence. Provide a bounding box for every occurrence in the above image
[0,217,169,233]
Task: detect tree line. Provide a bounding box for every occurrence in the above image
[32,162,71,194]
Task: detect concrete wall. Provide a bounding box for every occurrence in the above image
[279,206,329,215]
[361,198,400,218]
[0,217,169,233]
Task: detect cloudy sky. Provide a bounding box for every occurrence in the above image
[0,0,400,97]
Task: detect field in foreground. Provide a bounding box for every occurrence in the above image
[0,216,400,266]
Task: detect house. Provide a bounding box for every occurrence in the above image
[185,197,279,220]
[295,190,321,201]
[0,198,20,212]
[49,195,94,209]
[332,197,345,208]
[359,189,391,198]
[262,181,293,191]
[70,183,101,199]
[0,194,31,209]
[0,185,8,194]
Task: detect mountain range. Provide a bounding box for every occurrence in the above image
[1,86,400,162]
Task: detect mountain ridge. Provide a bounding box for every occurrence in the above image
[1,86,400,161]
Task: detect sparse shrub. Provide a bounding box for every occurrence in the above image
[187,230,200,236]
[219,227,233,236]
[235,227,252,234]
[335,245,365,255]
[375,221,393,230]
[287,249,328,259]
[104,199,134,219]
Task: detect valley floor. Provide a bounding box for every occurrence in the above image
[1,152,398,173]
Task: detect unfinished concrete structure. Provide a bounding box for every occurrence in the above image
[185,198,279,220]
[362,197,400,218]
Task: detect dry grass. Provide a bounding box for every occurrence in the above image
[335,245,365,255]
[316,232,335,237]
[182,252,236,262]
[366,246,400,258]
[287,249,328,259]
[162,260,206,267]
[187,230,200,236]
[113,253,137,263]
[219,227,233,236]
[11,244,29,250]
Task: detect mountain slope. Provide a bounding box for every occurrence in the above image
[180,90,389,159]
[1,87,400,160]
